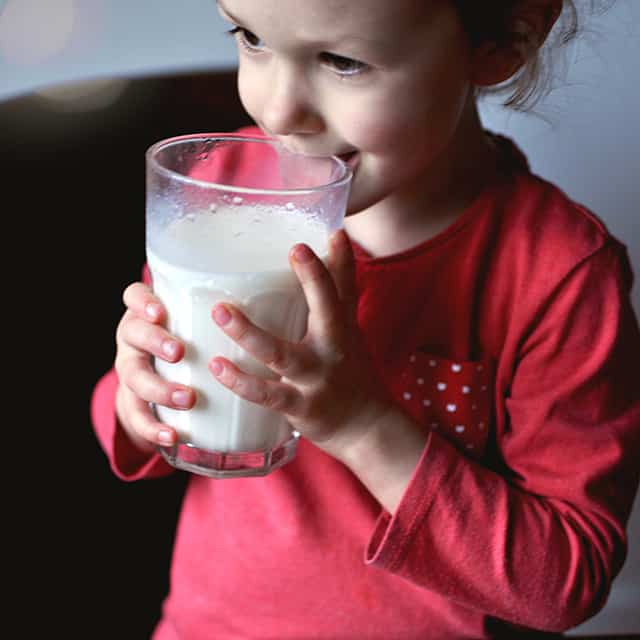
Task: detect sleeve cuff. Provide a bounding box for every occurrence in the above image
[364,432,459,571]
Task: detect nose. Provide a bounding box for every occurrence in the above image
[260,62,323,137]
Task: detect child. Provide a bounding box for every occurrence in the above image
[91,1,640,637]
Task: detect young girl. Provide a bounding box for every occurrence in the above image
[91,1,640,637]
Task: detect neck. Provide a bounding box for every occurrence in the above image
[345,98,497,258]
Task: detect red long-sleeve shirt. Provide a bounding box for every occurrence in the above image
[91,130,640,639]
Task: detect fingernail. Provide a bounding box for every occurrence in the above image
[213,305,232,326]
[210,360,224,377]
[293,244,313,263]
[146,303,162,320]
[158,429,174,445]
[162,340,179,359]
[171,389,192,407]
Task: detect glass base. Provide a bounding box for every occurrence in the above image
[158,431,300,479]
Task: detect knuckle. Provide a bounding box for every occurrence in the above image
[115,313,129,343]
[142,375,168,405]
[115,352,135,381]
[116,309,131,337]
[122,282,141,307]
[114,356,125,379]
[116,311,139,347]
[123,282,159,319]
[308,264,332,287]
[262,387,287,412]
[116,355,139,383]
[125,364,158,401]
[227,373,246,396]
[265,344,289,372]
[121,283,135,303]
[232,319,252,344]
[138,417,160,443]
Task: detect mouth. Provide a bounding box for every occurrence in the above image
[336,150,360,170]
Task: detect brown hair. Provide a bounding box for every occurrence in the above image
[452,1,613,110]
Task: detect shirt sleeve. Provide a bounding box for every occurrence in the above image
[91,368,175,480]
[365,241,640,632]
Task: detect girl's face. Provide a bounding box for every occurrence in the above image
[217,0,480,216]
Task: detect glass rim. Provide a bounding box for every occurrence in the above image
[146,133,353,196]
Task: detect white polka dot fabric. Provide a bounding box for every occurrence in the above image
[393,353,493,460]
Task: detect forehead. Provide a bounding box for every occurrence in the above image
[218,0,440,40]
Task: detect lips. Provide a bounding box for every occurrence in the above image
[337,150,359,170]
[273,137,360,171]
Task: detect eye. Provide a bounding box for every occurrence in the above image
[226,26,265,53]
[319,52,368,77]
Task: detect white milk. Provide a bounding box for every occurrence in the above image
[146,205,328,452]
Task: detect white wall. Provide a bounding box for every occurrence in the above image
[2,0,637,634]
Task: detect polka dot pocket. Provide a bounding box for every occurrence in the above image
[392,352,494,461]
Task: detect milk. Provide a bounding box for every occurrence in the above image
[146,205,328,453]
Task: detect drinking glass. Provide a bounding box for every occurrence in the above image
[146,133,352,478]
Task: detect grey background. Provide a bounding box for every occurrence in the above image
[1,0,637,634]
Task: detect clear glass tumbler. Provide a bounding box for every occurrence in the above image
[145,133,352,478]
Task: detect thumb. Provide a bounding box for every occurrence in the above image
[327,229,358,323]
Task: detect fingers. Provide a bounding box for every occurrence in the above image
[117,281,193,407]
[211,233,356,383]
[327,229,358,321]
[211,304,312,379]
[118,351,194,409]
[117,312,185,363]
[122,282,166,323]
[115,343,195,449]
[209,357,303,417]
[116,385,178,448]
[289,242,343,342]
[116,280,195,449]
[116,306,195,410]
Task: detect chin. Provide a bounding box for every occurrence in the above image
[344,191,370,217]
[344,180,389,216]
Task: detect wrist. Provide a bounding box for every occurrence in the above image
[327,403,428,514]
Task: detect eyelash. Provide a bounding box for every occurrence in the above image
[226,26,263,53]
[319,52,368,77]
[225,26,369,78]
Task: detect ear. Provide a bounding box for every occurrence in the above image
[471,0,562,87]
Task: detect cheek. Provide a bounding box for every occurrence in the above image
[361,85,469,159]
[236,65,262,123]
[337,100,406,152]
[337,81,464,155]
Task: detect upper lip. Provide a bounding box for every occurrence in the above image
[284,147,357,159]
[267,134,357,159]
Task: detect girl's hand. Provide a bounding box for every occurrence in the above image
[114,282,195,454]
[208,229,391,462]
